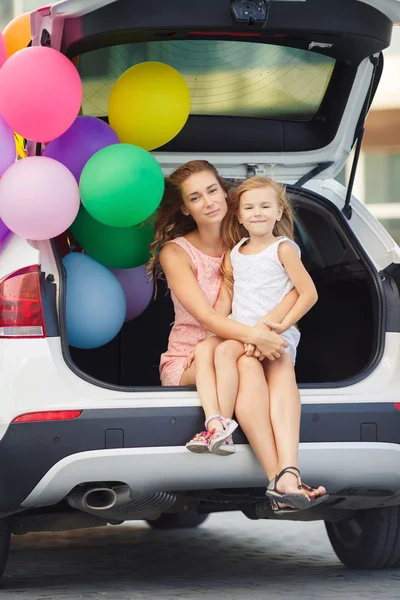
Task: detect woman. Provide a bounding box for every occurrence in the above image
[148,160,326,506]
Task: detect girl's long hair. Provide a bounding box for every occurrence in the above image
[222,176,294,293]
[147,160,231,281]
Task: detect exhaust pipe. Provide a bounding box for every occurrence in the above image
[67,484,131,513]
[66,484,177,521]
[82,487,117,511]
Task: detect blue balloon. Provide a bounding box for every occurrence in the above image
[63,252,126,349]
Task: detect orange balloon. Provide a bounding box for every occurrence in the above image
[3,13,31,58]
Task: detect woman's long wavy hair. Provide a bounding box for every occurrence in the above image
[222,176,294,293]
[147,160,231,281]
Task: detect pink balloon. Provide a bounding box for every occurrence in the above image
[0,156,80,240]
[0,33,7,69]
[0,46,82,142]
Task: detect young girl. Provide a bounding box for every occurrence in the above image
[185,176,328,512]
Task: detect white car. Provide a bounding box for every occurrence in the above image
[1,0,400,576]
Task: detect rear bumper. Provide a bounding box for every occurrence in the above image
[21,442,400,511]
[2,402,400,515]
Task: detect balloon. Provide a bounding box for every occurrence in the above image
[0,157,80,240]
[0,218,10,250]
[2,12,31,57]
[14,132,25,158]
[0,32,7,68]
[70,205,154,269]
[0,46,82,142]
[44,116,119,182]
[110,265,154,321]
[108,61,190,151]
[0,114,16,175]
[63,252,126,349]
[80,143,164,227]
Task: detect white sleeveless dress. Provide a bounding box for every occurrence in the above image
[230,237,301,364]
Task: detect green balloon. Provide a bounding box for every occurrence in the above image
[70,205,154,269]
[80,143,164,227]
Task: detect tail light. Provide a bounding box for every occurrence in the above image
[13,410,82,423]
[0,265,46,338]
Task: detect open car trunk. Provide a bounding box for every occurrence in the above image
[33,0,398,390]
[55,185,384,390]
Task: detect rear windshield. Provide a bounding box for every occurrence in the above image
[79,40,335,121]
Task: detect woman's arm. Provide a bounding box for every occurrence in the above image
[273,242,318,333]
[160,243,287,359]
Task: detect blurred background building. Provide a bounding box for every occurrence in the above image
[1,1,400,242]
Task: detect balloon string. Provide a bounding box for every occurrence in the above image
[66,235,84,254]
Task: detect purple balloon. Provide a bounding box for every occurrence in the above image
[0,114,16,176]
[43,116,120,182]
[0,218,10,250]
[110,265,154,321]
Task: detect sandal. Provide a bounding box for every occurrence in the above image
[186,430,211,454]
[270,498,300,515]
[206,415,238,456]
[265,466,329,511]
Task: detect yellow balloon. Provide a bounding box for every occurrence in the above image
[14,133,26,158]
[108,62,191,151]
[3,12,31,58]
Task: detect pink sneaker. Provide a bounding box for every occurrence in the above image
[186,430,210,454]
[206,416,238,456]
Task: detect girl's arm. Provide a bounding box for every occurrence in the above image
[160,243,287,359]
[273,242,318,333]
[260,287,299,326]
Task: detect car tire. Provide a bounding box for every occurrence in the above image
[146,511,209,529]
[326,506,400,569]
[0,518,11,580]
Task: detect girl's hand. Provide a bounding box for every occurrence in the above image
[244,343,265,362]
[263,321,284,335]
[244,343,255,356]
[183,352,195,370]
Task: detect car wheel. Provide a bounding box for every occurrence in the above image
[0,518,11,580]
[146,511,209,529]
[326,506,400,569]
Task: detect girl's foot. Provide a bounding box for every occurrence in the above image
[206,415,238,455]
[211,433,236,456]
[186,430,210,454]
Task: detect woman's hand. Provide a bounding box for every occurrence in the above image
[253,324,287,361]
[183,352,195,370]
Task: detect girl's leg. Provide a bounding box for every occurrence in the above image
[214,339,245,421]
[234,356,279,481]
[181,337,224,432]
[263,354,326,498]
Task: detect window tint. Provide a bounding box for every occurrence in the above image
[79,40,335,120]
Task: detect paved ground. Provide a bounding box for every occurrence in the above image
[1,513,399,599]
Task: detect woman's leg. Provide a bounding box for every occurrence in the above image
[214,339,245,421]
[263,354,326,498]
[180,337,224,432]
[234,355,279,481]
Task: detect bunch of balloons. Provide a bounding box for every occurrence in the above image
[0,11,191,350]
